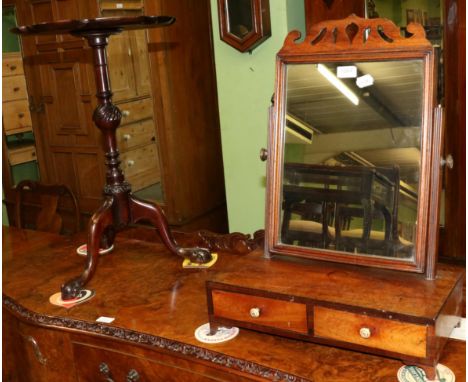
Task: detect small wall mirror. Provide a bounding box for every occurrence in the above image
[266,16,442,274]
[217,0,271,52]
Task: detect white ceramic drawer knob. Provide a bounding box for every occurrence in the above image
[123,134,131,141]
[126,160,135,167]
[122,110,130,117]
[250,307,261,318]
[359,327,371,339]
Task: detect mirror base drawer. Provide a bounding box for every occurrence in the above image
[313,306,427,358]
[209,288,309,335]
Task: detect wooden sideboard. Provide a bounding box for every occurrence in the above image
[2,226,466,381]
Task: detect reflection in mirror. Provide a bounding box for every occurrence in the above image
[280,60,423,261]
[226,0,253,39]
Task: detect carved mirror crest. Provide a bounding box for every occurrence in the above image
[266,15,442,275]
[217,0,271,53]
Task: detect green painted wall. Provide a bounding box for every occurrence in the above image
[210,0,305,234]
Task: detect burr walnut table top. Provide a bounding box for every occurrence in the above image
[2,226,465,382]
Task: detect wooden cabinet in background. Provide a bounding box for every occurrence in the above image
[107,27,161,193]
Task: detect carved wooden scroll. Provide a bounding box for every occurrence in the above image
[279,14,431,56]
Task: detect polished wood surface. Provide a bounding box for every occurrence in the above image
[314,306,427,358]
[3,226,465,381]
[212,290,308,334]
[12,15,175,35]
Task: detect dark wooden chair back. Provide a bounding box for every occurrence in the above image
[14,180,80,235]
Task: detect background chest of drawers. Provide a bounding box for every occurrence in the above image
[2,52,37,168]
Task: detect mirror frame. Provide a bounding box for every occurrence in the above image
[217,0,271,53]
[265,15,443,276]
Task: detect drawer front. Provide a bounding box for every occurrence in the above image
[120,143,160,178]
[2,53,24,77]
[3,75,28,102]
[211,290,308,334]
[314,306,427,358]
[117,119,156,152]
[118,98,153,126]
[3,99,33,134]
[9,145,37,165]
[73,342,235,382]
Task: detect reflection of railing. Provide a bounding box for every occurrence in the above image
[281,163,413,257]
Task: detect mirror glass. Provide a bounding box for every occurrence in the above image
[280,60,423,261]
[226,0,253,39]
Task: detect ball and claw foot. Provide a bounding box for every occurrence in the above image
[177,247,212,264]
[61,278,84,300]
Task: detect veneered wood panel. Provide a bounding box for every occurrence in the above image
[17,322,77,382]
[212,290,308,334]
[314,306,427,358]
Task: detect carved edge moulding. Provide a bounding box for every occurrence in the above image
[217,0,271,53]
[265,15,441,276]
[3,296,306,382]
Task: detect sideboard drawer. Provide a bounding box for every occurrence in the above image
[314,306,427,358]
[211,290,308,334]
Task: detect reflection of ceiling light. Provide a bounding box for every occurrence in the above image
[317,64,359,106]
[356,74,375,88]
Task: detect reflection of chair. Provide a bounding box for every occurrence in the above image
[14,180,80,235]
[333,166,413,257]
[281,163,414,257]
[281,199,335,248]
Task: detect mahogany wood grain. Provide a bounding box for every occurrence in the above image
[2,227,466,382]
[212,289,308,334]
[314,306,427,358]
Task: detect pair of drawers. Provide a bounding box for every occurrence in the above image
[209,289,427,359]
